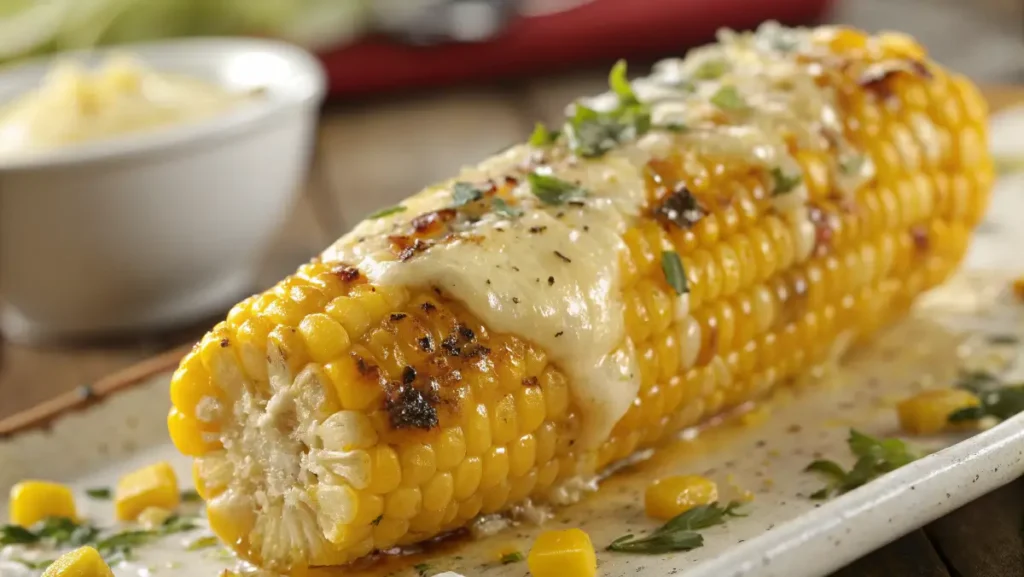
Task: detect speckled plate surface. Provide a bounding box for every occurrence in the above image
[2,110,1024,577]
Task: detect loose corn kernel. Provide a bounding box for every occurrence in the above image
[527,528,597,577]
[115,462,180,521]
[9,481,76,526]
[42,546,113,577]
[644,475,718,520]
[897,388,980,435]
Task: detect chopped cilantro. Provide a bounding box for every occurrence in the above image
[529,122,559,146]
[805,430,919,499]
[693,59,729,80]
[527,172,586,205]
[0,524,39,545]
[371,514,384,526]
[949,384,1024,423]
[186,535,220,551]
[180,489,202,503]
[607,502,744,553]
[770,167,803,195]
[367,205,406,219]
[500,551,524,564]
[658,122,689,133]
[451,182,483,207]
[492,198,524,219]
[660,251,689,295]
[85,487,112,500]
[710,85,746,110]
[564,60,651,157]
[609,60,641,106]
[413,562,432,577]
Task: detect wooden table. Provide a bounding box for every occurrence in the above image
[1,84,1022,577]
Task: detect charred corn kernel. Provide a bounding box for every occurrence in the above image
[897,388,981,435]
[172,25,991,571]
[42,546,113,577]
[527,528,597,577]
[644,475,719,520]
[9,481,76,526]
[115,462,180,521]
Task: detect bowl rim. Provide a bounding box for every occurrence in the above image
[0,36,327,172]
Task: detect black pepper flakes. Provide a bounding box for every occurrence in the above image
[555,331,564,337]
[417,336,434,352]
[512,297,520,304]
[548,276,555,286]
[420,301,437,313]
[554,250,572,263]
[583,225,590,232]
[567,200,586,207]
[390,313,407,322]
[220,338,230,348]
[528,226,547,234]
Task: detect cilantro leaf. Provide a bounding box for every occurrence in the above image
[0,524,39,545]
[527,172,586,205]
[367,205,406,219]
[529,122,559,146]
[949,384,1024,423]
[770,167,802,195]
[492,197,524,219]
[180,489,202,503]
[660,251,689,296]
[500,551,524,564]
[86,487,112,500]
[806,430,919,499]
[710,85,746,110]
[693,59,729,80]
[609,60,641,106]
[563,60,651,157]
[607,502,744,554]
[451,182,484,207]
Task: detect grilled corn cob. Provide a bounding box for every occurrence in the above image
[168,23,992,570]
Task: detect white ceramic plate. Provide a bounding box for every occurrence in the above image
[2,111,1024,577]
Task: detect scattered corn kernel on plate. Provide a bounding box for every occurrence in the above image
[4,25,1024,577]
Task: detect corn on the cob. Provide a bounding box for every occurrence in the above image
[168,23,992,570]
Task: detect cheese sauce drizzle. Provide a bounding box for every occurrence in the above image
[323,22,879,451]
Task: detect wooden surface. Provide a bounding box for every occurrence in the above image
[1,82,1022,575]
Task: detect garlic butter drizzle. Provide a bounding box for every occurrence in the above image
[323,23,878,452]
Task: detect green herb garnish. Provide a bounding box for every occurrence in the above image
[693,59,729,80]
[949,384,1024,423]
[839,155,866,175]
[806,430,919,499]
[371,514,384,526]
[710,85,746,110]
[492,197,524,219]
[0,524,40,545]
[86,487,112,500]
[609,60,641,106]
[986,334,1020,345]
[451,182,484,207]
[367,205,406,219]
[528,172,586,205]
[529,122,559,146]
[661,251,689,295]
[564,60,651,157]
[186,535,220,551]
[770,167,802,195]
[607,502,744,553]
[10,557,54,570]
[500,551,524,564]
[413,562,432,577]
[658,122,689,133]
[160,515,198,534]
[180,489,202,503]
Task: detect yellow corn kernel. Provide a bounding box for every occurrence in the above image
[897,388,980,435]
[169,353,220,420]
[42,546,113,577]
[115,462,180,521]
[167,407,220,456]
[299,313,352,363]
[367,446,402,494]
[527,528,597,577]
[644,475,719,520]
[9,481,76,526]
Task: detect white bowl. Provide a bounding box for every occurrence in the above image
[0,38,326,343]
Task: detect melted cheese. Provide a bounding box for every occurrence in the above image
[323,22,878,451]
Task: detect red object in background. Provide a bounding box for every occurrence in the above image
[318,0,834,97]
